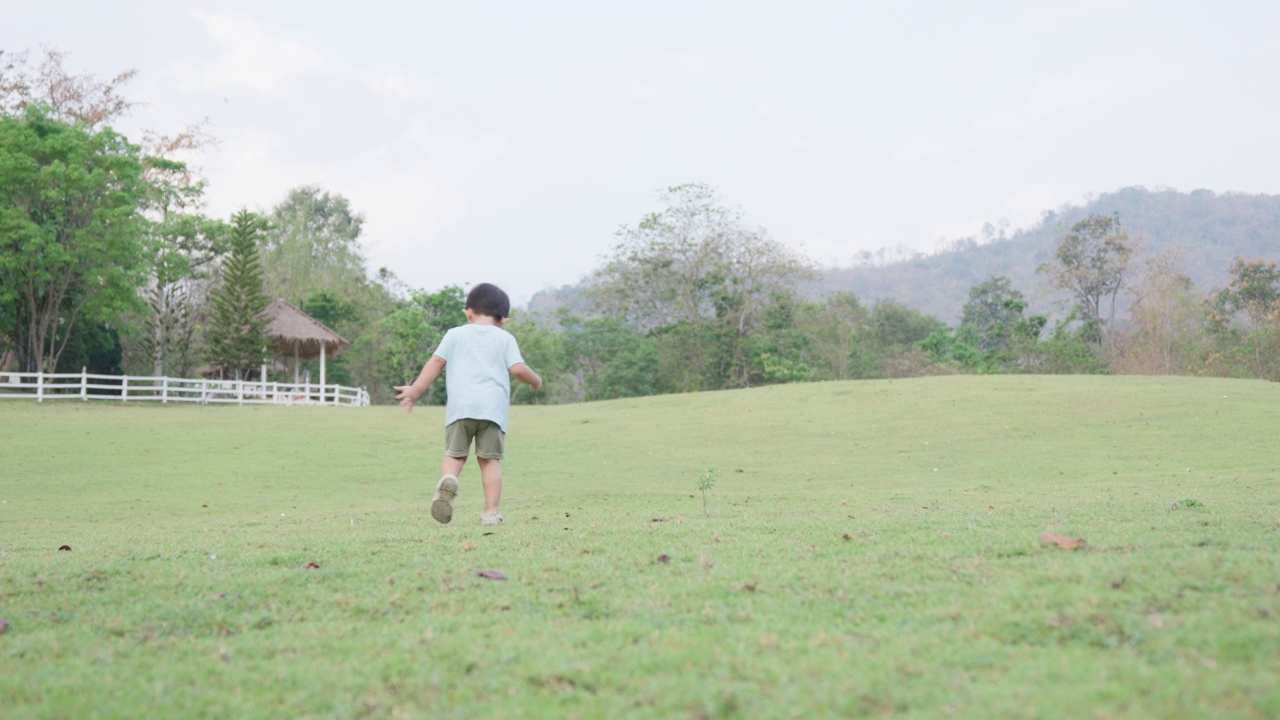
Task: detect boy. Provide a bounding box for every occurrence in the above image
[394,283,542,526]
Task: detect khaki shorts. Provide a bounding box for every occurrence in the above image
[444,419,505,460]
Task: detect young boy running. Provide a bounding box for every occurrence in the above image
[395,283,542,526]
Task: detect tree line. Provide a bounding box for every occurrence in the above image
[3,49,1277,404]
[507,186,1279,404]
[0,48,456,399]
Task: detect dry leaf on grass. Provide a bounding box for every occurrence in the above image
[1040,533,1085,549]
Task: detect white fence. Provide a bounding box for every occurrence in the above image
[0,370,369,407]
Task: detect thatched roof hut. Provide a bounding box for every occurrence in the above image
[266,298,347,384]
[266,298,346,358]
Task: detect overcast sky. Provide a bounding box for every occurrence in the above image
[6,1,1279,304]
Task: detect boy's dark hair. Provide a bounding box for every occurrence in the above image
[466,283,511,320]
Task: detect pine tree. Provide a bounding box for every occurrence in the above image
[206,210,270,379]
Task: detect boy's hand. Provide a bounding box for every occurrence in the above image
[393,385,420,413]
[396,357,444,413]
[510,362,542,393]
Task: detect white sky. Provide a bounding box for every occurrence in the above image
[6,1,1280,305]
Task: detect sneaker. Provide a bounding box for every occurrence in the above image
[431,475,459,524]
[480,510,504,527]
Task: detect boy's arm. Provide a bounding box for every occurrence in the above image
[510,362,542,393]
[394,355,446,412]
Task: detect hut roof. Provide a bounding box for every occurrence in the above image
[265,298,347,359]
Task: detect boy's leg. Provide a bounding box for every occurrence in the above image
[432,456,466,523]
[435,421,472,524]
[441,455,466,479]
[477,457,502,513]
[432,462,461,524]
[472,422,505,523]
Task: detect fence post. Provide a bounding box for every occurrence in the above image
[237,379,243,404]
[122,375,129,402]
[36,370,44,402]
[162,375,169,404]
[81,367,88,401]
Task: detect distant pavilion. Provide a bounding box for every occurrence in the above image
[265,298,347,387]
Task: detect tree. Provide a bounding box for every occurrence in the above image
[798,293,873,380]
[260,186,366,305]
[1033,310,1109,374]
[1206,257,1280,379]
[137,124,228,377]
[995,298,1048,372]
[206,210,270,379]
[54,320,123,375]
[560,314,662,401]
[921,325,986,372]
[138,213,228,376]
[0,106,148,372]
[299,290,360,386]
[321,268,403,403]
[1,47,226,378]
[1038,214,1139,343]
[868,300,943,350]
[255,185,382,392]
[1111,249,1206,375]
[505,314,567,405]
[961,276,1029,354]
[378,284,465,404]
[754,292,814,384]
[589,183,817,390]
[866,300,947,378]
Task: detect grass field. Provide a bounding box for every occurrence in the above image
[1,375,1278,718]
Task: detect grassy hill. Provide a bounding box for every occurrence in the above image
[820,186,1280,322]
[2,376,1277,717]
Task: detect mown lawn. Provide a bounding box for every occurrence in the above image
[1,375,1277,718]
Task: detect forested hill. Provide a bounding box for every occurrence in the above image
[818,186,1280,323]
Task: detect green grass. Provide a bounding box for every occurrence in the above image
[2,375,1278,718]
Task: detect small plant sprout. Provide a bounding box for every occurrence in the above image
[696,466,719,516]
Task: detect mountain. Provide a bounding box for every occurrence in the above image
[527,186,1280,324]
[819,186,1280,322]
[525,281,591,323]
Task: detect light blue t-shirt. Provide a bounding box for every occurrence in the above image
[432,324,525,432]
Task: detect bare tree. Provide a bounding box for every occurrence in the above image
[0,47,137,128]
[1038,213,1139,342]
[1111,248,1205,374]
[589,183,817,388]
